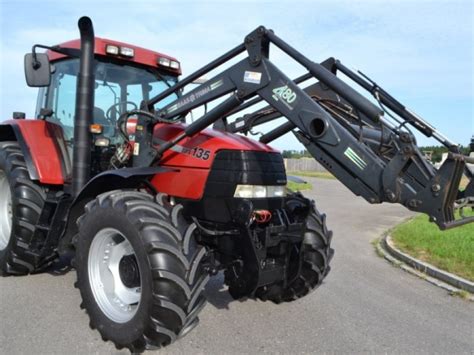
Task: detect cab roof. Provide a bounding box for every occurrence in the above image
[47,37,181,75]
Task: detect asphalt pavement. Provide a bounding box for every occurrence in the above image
[1,178,473,353]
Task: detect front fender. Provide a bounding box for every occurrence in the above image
[59,167,174,253]
[73,167,173,202]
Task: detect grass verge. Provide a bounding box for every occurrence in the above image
[459,176,469,191]
[287,181,312,191]
[391,211,474,281]
[288,171,335,179]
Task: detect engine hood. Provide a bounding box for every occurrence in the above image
[152,123,278,169]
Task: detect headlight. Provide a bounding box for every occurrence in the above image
[158,57,171,67]
[119,47,134,57]
[234,185,287,198]
[105,45,119,55]
[170,60,180,70]
[105,44,134,58]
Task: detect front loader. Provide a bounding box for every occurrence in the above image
[0,17,472,352]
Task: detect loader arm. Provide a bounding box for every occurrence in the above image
[131,26,473,230]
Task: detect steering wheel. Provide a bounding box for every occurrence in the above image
[105,101,138,123]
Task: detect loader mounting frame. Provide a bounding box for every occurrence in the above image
[130,26,473,230]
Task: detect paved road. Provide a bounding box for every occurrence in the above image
[1,178,473,353]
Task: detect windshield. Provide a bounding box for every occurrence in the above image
[36,58,178,141]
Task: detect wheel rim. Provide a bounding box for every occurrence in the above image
[0,170,12,250]
[88,228,141,323]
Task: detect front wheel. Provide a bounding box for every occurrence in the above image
[74,190,209,352]
[256,193,334,303]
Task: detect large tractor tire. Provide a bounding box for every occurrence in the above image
[0,142,47,275]
[74,190,209,352]
[257,192,334,303]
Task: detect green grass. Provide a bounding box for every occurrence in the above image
[287,181,312,191]
[450,289,471,300]
[392,211,474,281]
[288,171,335,179]
[459,176,469,191]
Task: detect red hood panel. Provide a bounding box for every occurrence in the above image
[152,123,278,169]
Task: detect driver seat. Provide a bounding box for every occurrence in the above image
[93,107,107,125]
[93,107,114,136]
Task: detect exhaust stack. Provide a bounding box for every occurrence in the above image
[72,16,95,196]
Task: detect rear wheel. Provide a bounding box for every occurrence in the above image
[256,193,334,303]
[0,142,47,275]
[74,190,209,352]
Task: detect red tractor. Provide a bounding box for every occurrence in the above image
[1,17,472,352]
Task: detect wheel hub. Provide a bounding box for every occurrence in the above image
[0,170,12,250]
[119,254,140,288]
[88,228,141,323]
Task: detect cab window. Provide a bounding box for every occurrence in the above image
[38,58,178,142]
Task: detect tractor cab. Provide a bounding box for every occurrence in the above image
[33,38,181,171]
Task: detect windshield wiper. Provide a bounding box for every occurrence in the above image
[153,70,173,89]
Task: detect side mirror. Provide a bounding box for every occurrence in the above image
[24,53,51,87]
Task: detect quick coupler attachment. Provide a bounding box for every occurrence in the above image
[424,154,474,230]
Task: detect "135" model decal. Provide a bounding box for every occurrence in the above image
[184,147,211,160]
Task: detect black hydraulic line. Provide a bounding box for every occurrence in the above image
[333,60,372,92]
[72,16,95,197]
[260,121,296,144]
[156,94,243,156]
[334,60,458,149]
[265,30,383,124]
[348,124,390,144]
[147,43,246,110]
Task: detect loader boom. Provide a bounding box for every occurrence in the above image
[130,26,473,230]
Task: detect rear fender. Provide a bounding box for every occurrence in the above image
[0,120,70,184]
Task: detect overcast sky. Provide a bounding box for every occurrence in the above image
[0,0,472,150]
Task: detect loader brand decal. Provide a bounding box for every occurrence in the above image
[344,147,367,170]
[154,138,211,160]
[243,71,262,84]
[167,79,224,114]
[210,79,224,90]
[272,84,297,110]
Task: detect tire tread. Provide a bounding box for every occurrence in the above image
[0,142,48,275]
[257,193,334,303]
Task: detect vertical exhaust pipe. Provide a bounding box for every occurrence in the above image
[72,16,95,196]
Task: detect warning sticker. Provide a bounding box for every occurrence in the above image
[243,71,262,84]
[133,143,140,156]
